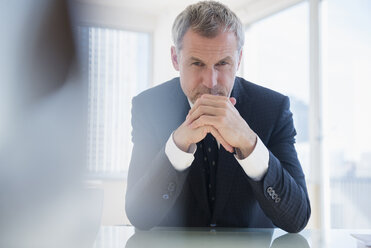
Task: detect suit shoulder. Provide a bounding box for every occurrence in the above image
[237,77,289,106]
[133,78,180,104]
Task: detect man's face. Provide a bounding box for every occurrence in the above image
[171,29,242,103]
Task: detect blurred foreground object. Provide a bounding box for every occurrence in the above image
[0,0,102,247]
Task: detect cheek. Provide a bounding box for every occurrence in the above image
[217,69,236,93]
[179,70,198,96]
[180,68,200,89]
[218,69,235,83]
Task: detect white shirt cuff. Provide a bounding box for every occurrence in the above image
[235,136,269,181]
[165,132,196,171]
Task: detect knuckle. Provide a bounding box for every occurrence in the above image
[203,128,208,135]
[217,116,225,124]
[208,126,215,133]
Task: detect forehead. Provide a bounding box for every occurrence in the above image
[180,30,238,61]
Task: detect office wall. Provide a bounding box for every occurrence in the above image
[152,9,179,86]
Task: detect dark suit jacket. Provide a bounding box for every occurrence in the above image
[125,77,311,233]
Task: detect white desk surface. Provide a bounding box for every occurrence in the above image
[93,226,371,248]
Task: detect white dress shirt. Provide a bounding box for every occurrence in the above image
[165,99,269,181]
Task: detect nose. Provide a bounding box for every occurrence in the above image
[202,67,218,89]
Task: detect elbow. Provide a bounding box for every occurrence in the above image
[125,199,156,230]
[285,200,312,233]
[282,218,308,233]
[284,220,307,233]
[126,209,155,230]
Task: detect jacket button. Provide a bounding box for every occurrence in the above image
[267,187,273,194]
[162,194,169,200]
[168,182,176,192]
[272,193,278,200]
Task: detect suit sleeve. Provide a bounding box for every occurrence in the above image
[247,96,311,233]
[125,96,190,230]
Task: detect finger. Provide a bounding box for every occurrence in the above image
[190,115,221,129]
[184,114,192,125]
[187,105,224,124]
[188,94,230,117]
[204,126,234,153]
[229,97,236,106]
[208,127,234,153]
[202,93,229,101]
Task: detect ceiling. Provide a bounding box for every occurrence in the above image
[74,0,257,17]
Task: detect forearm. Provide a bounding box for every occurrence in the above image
[248,151,311,233]
[125,146,189,230]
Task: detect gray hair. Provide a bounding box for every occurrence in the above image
[172,1,245,52]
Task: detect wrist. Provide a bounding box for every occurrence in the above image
[236,132,257,159]
[173,129,191,152]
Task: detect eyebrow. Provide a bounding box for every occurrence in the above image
[188,56,233,63]
[189,57,203,62]
[218,56,233,63]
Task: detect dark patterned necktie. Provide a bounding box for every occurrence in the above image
[201,133,219,213]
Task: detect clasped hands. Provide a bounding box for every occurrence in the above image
[173,94,257,159]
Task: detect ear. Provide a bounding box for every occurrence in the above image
[236,49,243,70]
[171,46,180,71]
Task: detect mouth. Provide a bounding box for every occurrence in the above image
[210,89,224,96]
[190,86,229,103]
[191,92,225,103]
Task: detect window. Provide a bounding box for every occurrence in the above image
[76,27,151,177]
[243,2,310,178]
[322,0,371,228]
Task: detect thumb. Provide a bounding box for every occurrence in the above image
[229,97,236,106]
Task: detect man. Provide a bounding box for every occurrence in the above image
[126,1,310,233]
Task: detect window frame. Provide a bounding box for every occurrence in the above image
[239,0,327,229]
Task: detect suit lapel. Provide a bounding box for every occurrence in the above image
[165,79,190,137]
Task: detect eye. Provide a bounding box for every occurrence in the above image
[217,61,228,66]
[192,61,203,66]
